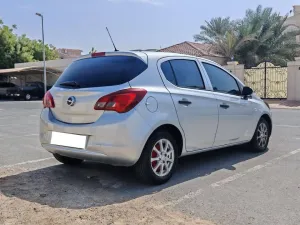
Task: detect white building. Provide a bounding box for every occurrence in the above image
[284,5,300,43]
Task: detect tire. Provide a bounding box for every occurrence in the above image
[248,118,270,152]
[25,93,31,101]
[53,153,83,165]
[135,131,178,185]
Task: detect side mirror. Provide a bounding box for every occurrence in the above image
[242,86,253,97]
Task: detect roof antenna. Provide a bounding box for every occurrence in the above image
[106,27,118,51]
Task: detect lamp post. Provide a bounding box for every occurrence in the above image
[35,13,47,95]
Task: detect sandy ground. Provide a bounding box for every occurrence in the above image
[0,194,215,225]
[0,166,215,225]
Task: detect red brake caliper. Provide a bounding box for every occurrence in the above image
[151,143,160,169]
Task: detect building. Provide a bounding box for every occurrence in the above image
[158,41,227,65]
[0,48,83,86]
[284,5,300,43]
[56,48,83,59]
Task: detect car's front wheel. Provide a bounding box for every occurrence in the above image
[135,131,178,185]
[248,118,270,152]
[53,153,83,165]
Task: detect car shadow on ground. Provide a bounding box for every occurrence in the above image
[0,146,265,209]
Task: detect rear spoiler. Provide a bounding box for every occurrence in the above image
[89,51,148,64]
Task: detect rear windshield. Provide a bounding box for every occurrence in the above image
[55,55,147,88]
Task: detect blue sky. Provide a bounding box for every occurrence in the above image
[1,0,299,53]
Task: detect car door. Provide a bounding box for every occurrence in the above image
[159,58,219,151]
[0,83,5,96]
[35,83,43,97]
[201,62,254,147]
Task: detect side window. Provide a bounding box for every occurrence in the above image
[161,59,205,90]
[9,83,15,87]
[171,60,205,89]
[161,61,177,85]
[161,59,205,89]
[202,63,240,95]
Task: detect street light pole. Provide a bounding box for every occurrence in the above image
[36,13,47,95]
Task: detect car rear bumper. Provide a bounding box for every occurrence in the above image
[40,108,152,166]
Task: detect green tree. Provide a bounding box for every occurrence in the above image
[14,34,35,63]
[194,17,234,43]
[31,40,59,61]
[0,19,59,69]
[0,21,18,68]
[194,17,256,61]
[194,5,300,67]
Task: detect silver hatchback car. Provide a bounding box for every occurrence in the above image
[40,51,272,184]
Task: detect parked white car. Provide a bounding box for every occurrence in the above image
[40,51,272,184]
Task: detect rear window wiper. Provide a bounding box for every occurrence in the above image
[59,81,80,88]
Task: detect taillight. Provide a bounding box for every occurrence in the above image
[43,91,55,108]
[94,88,147,113]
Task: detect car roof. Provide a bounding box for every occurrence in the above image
[140,51,220,65]
[75,51,220,66]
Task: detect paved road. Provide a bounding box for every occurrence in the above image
[0,101,300,225]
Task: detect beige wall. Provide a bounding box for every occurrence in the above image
[223,61,245,83]
[287,57,300,101]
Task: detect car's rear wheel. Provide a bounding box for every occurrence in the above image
[135,131,178,185]
[53,153,83,165]
[248,118,270,152]
[25,93,32,101]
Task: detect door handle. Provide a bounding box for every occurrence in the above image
[178,99,192,106]
[220,104,229,109]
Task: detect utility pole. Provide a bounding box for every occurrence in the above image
[36,13,47,94]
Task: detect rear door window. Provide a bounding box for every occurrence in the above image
[55,55,147,88]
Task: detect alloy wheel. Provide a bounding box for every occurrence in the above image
[150,139,175,177]
[257,122,268,148]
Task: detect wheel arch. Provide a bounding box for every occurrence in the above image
[145,124,185,157]
[261,114,272,135]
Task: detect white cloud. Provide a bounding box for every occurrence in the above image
[108,0,164,6]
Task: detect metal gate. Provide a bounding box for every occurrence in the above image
[244,62,287,99]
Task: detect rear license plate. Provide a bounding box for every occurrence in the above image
[50,132,87,149]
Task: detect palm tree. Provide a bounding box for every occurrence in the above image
[194,17,233,43]
[194,17,255,61]
[194,5,300,67]
[235,5,300,67]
